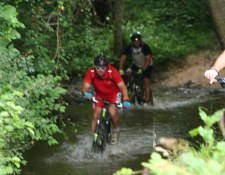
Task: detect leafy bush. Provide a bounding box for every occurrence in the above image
[0,3,68,174]
[114,108,225,175]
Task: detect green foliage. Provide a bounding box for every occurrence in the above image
[121,0,218,70]
[7,0,100,77]
[4,0,219,76]
[115,108,225,175]
[0,3,69,174]
[0,2,25,41]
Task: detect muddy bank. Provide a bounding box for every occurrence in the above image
[61,77,95,105]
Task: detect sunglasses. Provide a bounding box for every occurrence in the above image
[95,66,106,71]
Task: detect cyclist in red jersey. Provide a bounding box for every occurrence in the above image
[82,54,130,145]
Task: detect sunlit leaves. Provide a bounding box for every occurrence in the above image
[114,167,133,175]
[48,138,58,146]
[0,3,25,41]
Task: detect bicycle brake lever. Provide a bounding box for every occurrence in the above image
[92,97,98,103]
[117,103,123,108]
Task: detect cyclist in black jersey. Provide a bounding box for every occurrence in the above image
[119,32,153,107]
[205,50,225,84]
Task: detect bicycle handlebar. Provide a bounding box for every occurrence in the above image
[214,75,225,88]
[123,70,142,76]
[92,97,123,108]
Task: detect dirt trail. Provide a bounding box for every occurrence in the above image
[152,50,225,89]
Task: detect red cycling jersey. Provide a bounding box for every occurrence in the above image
[84,64,123,106]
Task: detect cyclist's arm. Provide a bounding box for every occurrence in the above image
[211,50,225,72]
[119,55,127,70]
[117,81,129,99]
[205,50,225,84]
[82,82,92,100]
[143,54,151,70]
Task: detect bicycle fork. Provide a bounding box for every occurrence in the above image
[93,108,107,144]
[93,117,100,143]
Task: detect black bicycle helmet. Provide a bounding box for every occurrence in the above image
[130,32,141,41]
[94,54,109,66]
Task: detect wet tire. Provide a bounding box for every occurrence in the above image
[127,83,135,104]
[99,122,108,152]
[130,91,135,104]
[92,119,109,153]
[136,89,142,105]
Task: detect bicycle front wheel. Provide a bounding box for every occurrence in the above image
[135,84,143,105]
[92,120,109,153]
[99,121,109,152]
[126,82,135,104]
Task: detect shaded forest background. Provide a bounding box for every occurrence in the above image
[5,0,224,78]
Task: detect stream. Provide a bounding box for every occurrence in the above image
[21,85,225,175]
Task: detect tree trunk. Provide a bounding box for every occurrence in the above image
[113,0,123,59]
[206,0,225,50]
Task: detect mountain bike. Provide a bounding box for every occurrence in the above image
[91,97,123,153]
[124,71,154,106]
[214,75,225,88]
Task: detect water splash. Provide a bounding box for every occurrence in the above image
[45,129,153,164]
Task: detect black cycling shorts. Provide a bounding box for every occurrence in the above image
[129,63,152,79]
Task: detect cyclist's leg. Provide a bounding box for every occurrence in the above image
[144,78,150,102]
[143,66,152,103]
[92,95,104,135]
[108,92,121,145]
[108,92,121,130]
[92,107,102,135]
[129,63,139,73]
[126,63,138,79]
[125,63,135,82]
[108,104,120,145]
[108,104,119,130]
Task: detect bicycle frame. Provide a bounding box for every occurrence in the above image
[124,71,154,106]
[125,71,145,105]
[92,97,122,153]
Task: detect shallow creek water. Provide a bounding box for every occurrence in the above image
[21,86,225,175]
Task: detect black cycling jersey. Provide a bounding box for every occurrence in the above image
[122,42,152,56]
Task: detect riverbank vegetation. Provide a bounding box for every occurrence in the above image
[1,0,225,174]
[115,108,225,175]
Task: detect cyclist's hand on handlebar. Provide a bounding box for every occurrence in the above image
[204,69,218,84]
[119,69,124,75]
[123,101,130,108]
[138,68,144,74]
[122,96,130,108]
[84,92,92,100]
